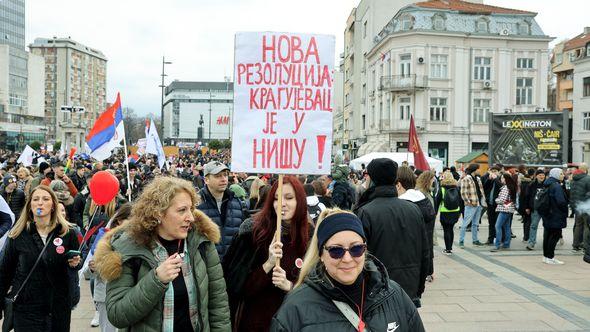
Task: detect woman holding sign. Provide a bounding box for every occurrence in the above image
[0,185,81,332]
[270,209,425,332]
[95,177,230,331]
[223,176,311,332]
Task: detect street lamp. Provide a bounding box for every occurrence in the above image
[159,56,172,141]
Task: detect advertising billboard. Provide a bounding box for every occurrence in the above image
[489,111,569,166]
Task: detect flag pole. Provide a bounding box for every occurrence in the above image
[122,123,132,202]
[275,174,284,268]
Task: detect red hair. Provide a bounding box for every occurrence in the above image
[252,176,310,256]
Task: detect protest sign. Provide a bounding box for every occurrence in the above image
[231,32,335,175]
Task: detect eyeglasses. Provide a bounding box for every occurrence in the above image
[324,244,367,259]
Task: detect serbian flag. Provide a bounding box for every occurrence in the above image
[408,115,430,171]
[85,93,125,161]
[128,153,139,163]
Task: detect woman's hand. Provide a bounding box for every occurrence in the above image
[68,255,81,268]
[272,266,293,292]
[263,240,283,273]
[155,253,183,284]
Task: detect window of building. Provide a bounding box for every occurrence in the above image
[363,21,367,38]
[556,53,563,65]
[584,113,590,131]
[584,77,590,97]
[362,114,366,130]
[400,54,411,77]
[399,97,411,120]
[517,58,534,69]
[516,78,533,105]
[400,15,414,31]
[518,22,530,35]
[474,57,491,80]
[473,99,490,123]
[371,105,376,127]
[472,142,488,152]
[430,54,448,79]
[476,18,488,33]
[345,93,351,105]
[430,97,447,121]
[432,15,445,31]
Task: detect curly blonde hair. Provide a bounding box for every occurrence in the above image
[128,176,198,247]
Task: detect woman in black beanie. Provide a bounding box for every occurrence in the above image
[271,209,424,332]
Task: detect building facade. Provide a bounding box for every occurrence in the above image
[570,28,590,162]
[343,0,551,165]
[0,0,46,151]
[29,37,107,150]
[163,81,233,144]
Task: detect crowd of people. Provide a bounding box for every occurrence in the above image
[0,147,588,332]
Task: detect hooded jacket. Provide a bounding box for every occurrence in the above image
[541,177,568,230]
[270,257,425,332]
[353,185,429,304]
[398,189,436,225]
[93,210,231,332]
[198,186,245,258]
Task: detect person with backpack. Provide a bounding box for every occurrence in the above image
[435,172,462,254]
[525,169,546,250]
[539,168,569,264]
[94,176,230,331]
[491,174,517,252]
[330,165,355,210]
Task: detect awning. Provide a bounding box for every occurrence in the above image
[357,141,390,156]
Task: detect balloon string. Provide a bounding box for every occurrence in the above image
[78,206,100,252]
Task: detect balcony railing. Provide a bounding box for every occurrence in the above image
[380,75,428,92]
[0,112,46,126]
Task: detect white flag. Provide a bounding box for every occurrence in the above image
[145,119,166,169]
[17,145,41,167]
[0,195,15,251]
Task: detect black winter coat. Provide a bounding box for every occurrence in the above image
[1,188,26,219]
[331,181,355,210]
[0,224,81,332]
[524,179,545,212]
[542,177,569,229]
[570,173,590,208]
[198,186,245,257]
[270,257,425,332]
[482,173,502,207]
[353,185,429,304]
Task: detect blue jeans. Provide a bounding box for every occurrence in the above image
[495,212,513,248]
[528,211,542,247]
[460,205,482,243]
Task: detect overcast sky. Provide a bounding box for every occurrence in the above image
[26,0,589,117]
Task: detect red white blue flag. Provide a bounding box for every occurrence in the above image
[85,93,125,161]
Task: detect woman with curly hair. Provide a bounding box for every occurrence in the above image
[94,176,230,331]
[223,176,311,332]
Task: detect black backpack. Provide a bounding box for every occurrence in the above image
[443,187,461,210]
[534,186,551,215]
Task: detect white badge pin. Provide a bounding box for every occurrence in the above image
[53,237,63,246]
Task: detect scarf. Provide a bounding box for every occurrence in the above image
[152,241,199,331]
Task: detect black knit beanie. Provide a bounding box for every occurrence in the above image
[366,158,397,186]
[317,213,366,251]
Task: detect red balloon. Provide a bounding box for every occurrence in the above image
[89,171,120,206]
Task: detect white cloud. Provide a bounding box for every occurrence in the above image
[26,0,587,116]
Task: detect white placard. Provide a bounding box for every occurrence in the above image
[231,32,334,175]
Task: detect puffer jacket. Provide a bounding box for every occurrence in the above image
[541,177,569,230]
[198,186,245,258]
[0,188,26,218]
[94,210,231,332]
[331,180,355,210]
[354,185,429,305]
[270,257,425,332]
[570,171,590,209]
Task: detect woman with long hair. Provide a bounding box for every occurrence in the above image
[270,209,424,332]
[223,176,311,331]
[94,176,230,331]
[491,173,517,252]
[248,178,267,211]
[16,167,33,197]
[0,185,81,331]
[434,172,462,254]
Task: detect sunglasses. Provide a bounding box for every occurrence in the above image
[324,243,367,259]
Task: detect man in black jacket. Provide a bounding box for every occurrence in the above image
[482,165,502,245]
[525,169,546,250]
[354,158,429,308]
[0,174,25,218]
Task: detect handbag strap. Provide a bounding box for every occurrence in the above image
[332,300,368,332]
[11,230,55,301]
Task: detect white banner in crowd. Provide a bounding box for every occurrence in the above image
[231,32,335,175]
[16,145,46,167]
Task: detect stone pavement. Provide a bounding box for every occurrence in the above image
[420,215,590,332]
[4,214,587,331]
